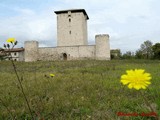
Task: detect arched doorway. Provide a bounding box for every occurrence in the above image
[63,53,67,60]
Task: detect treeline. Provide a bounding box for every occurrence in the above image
[111,40,160,60]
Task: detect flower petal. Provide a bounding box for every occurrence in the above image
[120,69,151,90]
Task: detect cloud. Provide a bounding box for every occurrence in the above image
[0,0,160,53]
[0,7,56,47]
[14,8,35,15]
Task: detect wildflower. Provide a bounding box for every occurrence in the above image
[120,69,151,90]
[6,38,16,43]
[50,74,55,77]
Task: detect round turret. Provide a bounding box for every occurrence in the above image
[24,41,39,62]
[95,34,110,60]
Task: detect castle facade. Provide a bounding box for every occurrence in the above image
[24,9,110,62]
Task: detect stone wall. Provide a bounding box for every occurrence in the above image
[38,47,59,61]
[37,45,95,61]
[24,34,110,61]
[78,45,95,59]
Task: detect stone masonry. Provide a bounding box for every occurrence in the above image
[24,9,110,62]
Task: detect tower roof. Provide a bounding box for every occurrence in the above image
[54,9,89,20]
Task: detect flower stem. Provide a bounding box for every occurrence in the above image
[10,54,34,119]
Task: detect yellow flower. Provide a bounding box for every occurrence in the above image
[6,38,16,43]
[50,74,55,77]
[120,69,151,90]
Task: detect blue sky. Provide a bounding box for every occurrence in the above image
[0,0,160,53]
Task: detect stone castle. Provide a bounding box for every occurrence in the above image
[24,9,110,62]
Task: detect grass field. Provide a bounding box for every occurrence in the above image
[0,60,160,120]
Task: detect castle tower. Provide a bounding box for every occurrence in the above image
[54,9,89,46]
[95,34,110,60]
[24,41,39,62]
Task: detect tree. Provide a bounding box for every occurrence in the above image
[110,49,122,59]
[140,40,153,59]
[122,51,134,59]
[135,49,144,59]
[152,43,160,59]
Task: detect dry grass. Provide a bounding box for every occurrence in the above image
[0,60,160,119]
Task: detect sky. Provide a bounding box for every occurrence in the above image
[0,0,160,53]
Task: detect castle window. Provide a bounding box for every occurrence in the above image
[14,52,17,56]
[69,18,71,22]
[69,31,71,34]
